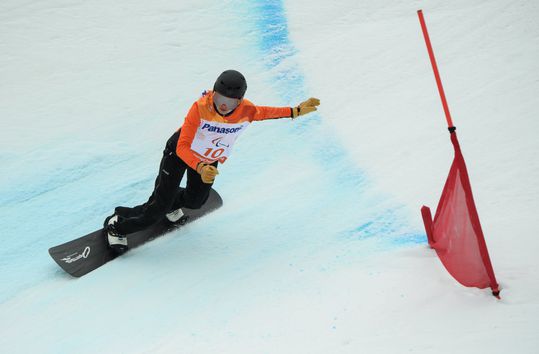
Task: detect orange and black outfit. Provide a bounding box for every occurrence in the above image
[112,91,292,234]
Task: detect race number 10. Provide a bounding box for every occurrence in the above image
[204,148,225,159]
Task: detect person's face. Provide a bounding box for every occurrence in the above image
[214,91,241,114]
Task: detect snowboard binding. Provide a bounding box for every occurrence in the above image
[105,215,128,254]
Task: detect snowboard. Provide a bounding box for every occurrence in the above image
[49,188,223,277]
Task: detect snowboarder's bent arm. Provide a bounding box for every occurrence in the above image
[176,103,202,170]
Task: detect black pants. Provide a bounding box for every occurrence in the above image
[114,131,216,235]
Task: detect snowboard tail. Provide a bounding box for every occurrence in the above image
[49,188,223,277]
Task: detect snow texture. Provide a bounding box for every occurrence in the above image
[0,0,538,353]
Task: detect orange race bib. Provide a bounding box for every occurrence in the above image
[190,119,251,164]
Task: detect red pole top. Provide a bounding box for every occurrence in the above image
[417,9,455,129]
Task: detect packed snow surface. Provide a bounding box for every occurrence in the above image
[1,0,538,353]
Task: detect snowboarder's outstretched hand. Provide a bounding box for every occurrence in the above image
[292,97,320,118]
[197,163,219,184]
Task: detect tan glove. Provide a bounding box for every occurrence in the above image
[197,163,219,184]
[291,97,320,118]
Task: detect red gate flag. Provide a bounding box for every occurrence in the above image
[417,10,500,297]
[421,132,500,297]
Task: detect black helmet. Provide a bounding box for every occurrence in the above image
[213,70,247,99]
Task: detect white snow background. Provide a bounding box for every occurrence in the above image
[1,0,538,353]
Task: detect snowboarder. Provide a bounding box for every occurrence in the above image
[105,69,320,252]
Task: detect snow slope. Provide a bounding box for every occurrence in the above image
[1,0,538,353]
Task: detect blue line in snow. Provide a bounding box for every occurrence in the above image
[249,1,305,100]
[250,0,426,247]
